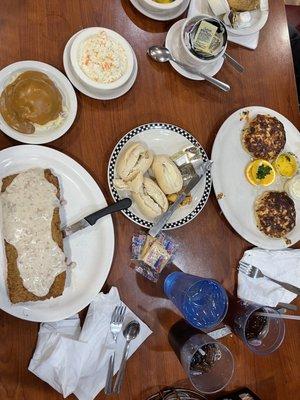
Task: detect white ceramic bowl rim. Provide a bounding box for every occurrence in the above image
[181,14,228,63]
[70,27,134,91]
[0,60,77,144]
[142,0,184,10]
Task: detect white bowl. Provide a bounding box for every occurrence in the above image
[180,15,227,67]
[0,61,77,144]
[70,27,134,93]
[140,0,184,12]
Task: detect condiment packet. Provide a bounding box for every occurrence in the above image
[131,233,177,282]
[193,20,218,54]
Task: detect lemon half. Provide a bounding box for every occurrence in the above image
[245,159,276,186]
[274,153,298,178]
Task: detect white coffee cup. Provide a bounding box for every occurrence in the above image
[180,15,228,67]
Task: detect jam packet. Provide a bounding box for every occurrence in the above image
[131,233,177,282]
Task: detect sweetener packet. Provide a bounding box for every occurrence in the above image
[131,233,177,282]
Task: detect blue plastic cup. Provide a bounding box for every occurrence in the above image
[164,272,228,330]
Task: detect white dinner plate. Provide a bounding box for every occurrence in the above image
[211,106,300,250]
[129,0,190,21]
[0,61,77,144]
[63,30,138,100]
[0,145,114,322]
[108,122,212,230]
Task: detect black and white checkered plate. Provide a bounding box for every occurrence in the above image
[107,122,212,230]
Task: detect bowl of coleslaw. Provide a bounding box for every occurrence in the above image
[70,27,134,92]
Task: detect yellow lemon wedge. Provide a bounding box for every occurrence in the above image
[274,153,298,178]
[245,159,276,186]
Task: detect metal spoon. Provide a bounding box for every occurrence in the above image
[113,320,140,393]
[147,45,230,92]
[223,52,244,73]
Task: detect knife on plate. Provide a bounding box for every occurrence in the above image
[62,197,132,238]
[148,161,213,238]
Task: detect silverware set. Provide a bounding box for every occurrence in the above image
[105,305,140,395]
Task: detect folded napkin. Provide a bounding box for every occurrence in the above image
[29,287,152,400]
[188,0,259,50]
[238,248,300,307]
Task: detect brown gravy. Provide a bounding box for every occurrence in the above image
[0,71,62,134]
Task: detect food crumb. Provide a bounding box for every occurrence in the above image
[217,192,224,200]
[240,110,250,123]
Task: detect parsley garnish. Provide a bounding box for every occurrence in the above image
[256,165,272,180]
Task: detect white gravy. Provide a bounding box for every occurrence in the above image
[1,168,67,297]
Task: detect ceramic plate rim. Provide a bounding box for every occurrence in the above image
[0,61,77,144]
[0,145,114,322]
[129,0,190,21]
[107,122,212,230]
[211,105,300,250]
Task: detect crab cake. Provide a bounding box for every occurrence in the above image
[255,191,296,238]
[242,114,286,162]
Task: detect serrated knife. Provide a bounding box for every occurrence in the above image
[148,161,213,237]
[62,197,132,238]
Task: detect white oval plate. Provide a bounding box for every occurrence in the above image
[129,0,190,21]
[211,106,300,250]
[0,61,77,144]
[0,145,114,322]
[108,122,212,230]
[63,29,138,100]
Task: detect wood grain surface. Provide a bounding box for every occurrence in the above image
[0,1,299,399]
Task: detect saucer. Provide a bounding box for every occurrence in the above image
[63,31,138,100]
[165,19,224,80]
[129,0,190,21]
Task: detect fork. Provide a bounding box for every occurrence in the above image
[104,305,127,395]
[238,261,300,295]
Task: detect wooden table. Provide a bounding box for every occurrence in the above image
[0,1,299,399]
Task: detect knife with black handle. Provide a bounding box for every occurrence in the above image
[62,197,132,237]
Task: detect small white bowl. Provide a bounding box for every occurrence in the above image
[70,27,134,93]
[0,61,77,144]
[140,0,184,12]
[180,15,227,67]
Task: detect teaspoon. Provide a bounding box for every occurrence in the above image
[113,320,140,393]
[223,52,244,73]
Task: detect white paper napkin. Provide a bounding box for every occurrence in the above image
[188,0,259,49]
[29,287,152,400]
[238,248,300,307]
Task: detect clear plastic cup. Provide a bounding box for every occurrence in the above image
[180,333,234,394]
[227,298,285,355]
[164,272,228,330]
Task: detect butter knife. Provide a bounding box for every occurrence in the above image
[62,198,132,238]
[149,161,212,237]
